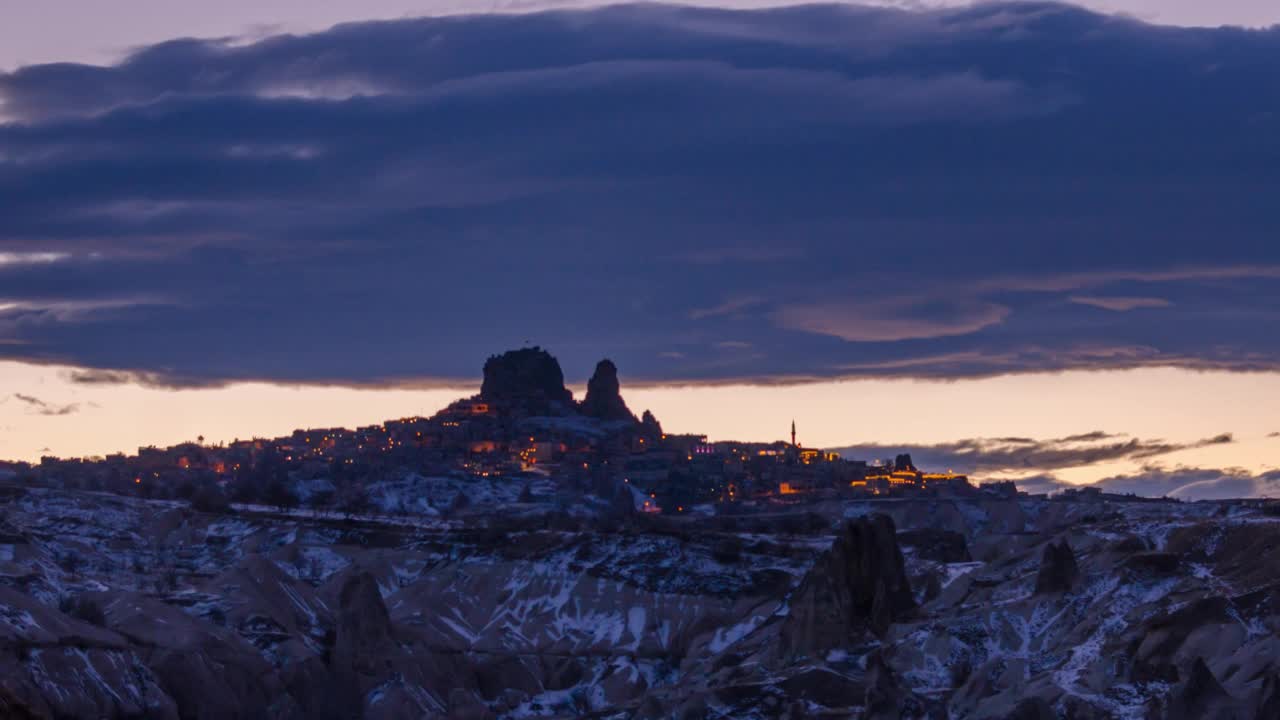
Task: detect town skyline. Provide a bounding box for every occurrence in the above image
[0,346,1048,511]
[3,351,1275,499]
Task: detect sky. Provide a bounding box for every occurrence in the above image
[1,1,1278,70]
[2,1,1280,498]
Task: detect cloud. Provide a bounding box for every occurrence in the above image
[60,367,210,390]
[688,296,766,320]
[773,297,1011,342]
[0,252,69,267]
[1002,474,1073,495]
[63,369,141,386]
[833,430,1234,475]
[1006,467,1280,500]
[1,3,1280,385]
[1093,467,1280,501]
[10,393,82,416]
[1069,295,1171,311]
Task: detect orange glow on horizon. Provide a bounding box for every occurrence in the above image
[1,361,1278,487]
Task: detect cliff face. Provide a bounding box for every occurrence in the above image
[579,359,637,423]
[479,347,574,414]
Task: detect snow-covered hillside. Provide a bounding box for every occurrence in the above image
[1,483,1278,718]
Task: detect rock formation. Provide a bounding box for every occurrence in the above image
[333,572,395,678]
[640,409,663,437]
[580,359,637,423]
[898,528,971,564]
[1166,658,1244,720]
[893,453,917,472]
[479,347,574,414]
[864,652,906,718]
[1256,673,1280,719]
[1034,540,1079,595]
[782,514,915,656]
[1131,597,1232,683]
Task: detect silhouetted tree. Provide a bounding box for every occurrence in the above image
[265,478,299,512]
[190,484,231,513]
[338,487,370,519]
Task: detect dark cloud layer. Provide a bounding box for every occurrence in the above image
[833,430,1234,475]
[1006,467,1280,501]
[1092,467,1280,500]
[9,393,82,416]
[1013,466,1280,499]
[3,2,1280,385]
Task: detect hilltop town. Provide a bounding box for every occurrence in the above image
[1,347,1016,513]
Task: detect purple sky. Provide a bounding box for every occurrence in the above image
[2,1,1277,70]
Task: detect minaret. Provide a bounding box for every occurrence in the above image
[791,420,797,447]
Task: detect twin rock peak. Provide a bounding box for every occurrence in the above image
[478,346,641,423]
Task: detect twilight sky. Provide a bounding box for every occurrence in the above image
[2,1,1278,70]
[2,1,1279,498]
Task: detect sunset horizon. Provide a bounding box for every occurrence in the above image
[4,354,1279,499]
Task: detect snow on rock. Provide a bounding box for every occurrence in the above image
[1,486,1279,718]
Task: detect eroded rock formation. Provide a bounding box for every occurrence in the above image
[640,410,663,437]
[5,481,1280,718]
[1034,540,1079,595]
[1166,658,1245,720]
[782,514,914,656]
[479,347,574,414]
[898,528,971,564]
[580,359,637,423]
